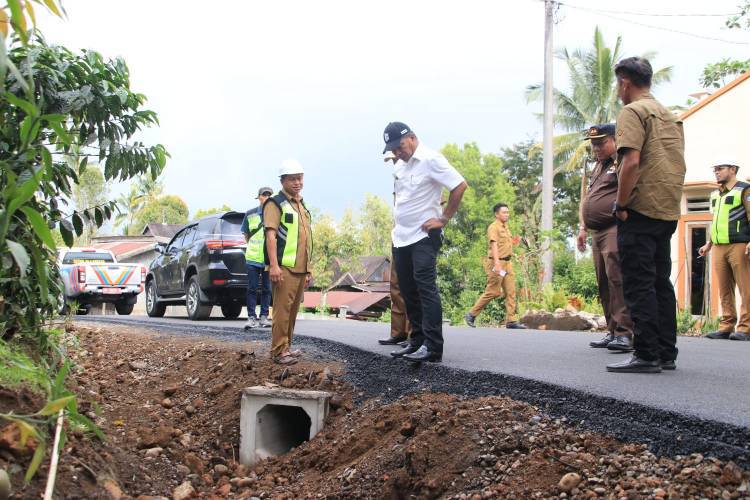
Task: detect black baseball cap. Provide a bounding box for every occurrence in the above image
[383,122,412,153]
[584,124,615,140]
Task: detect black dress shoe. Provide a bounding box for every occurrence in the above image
[506,322,527,329]
[464,312,476,328]
[660,359,676,370]
[378,335,408,345]
[705,331,731,339]
[590,334,614,348]
[391,344,420,357]
[729,331,750,341]
[607,336,633,351]
[402,345,442,363]
[606,355,661,373]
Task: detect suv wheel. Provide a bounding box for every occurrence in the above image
[115,301,135,315]
[220,303,243,319]
[146,280,166,318]
[186,275,212,320]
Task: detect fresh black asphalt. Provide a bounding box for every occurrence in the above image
[77,315,750,466]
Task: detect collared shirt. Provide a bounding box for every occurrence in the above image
[263,189,312,273]
[392,143,465,248]
[615,92,686,221]
[718,179,750,220]
[581,156,618,231]
[487,220,512,258]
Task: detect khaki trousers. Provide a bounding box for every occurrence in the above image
[591,225,633,337]
[714,242,750,333]
[469,257,517,322]
[270,268,307,356]
[389,258,412,339]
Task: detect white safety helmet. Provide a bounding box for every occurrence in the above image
[279,158,304,177]
[712,160,741,169]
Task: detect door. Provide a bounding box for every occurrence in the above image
[689,225,709,315]
[161,228,187,294]
[176,225,198,290]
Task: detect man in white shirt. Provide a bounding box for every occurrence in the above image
[382,121,468,363]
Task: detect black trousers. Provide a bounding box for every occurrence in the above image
[617,210,678,362]
[393,231,443,354]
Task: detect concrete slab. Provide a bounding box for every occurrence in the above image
[239,386,332,465]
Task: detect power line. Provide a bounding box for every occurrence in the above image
[558,2,750,45]
[558,3,739,17]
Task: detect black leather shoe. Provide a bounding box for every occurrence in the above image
[705,331,731,339]
[729,331,750,341]
[464,312,476,328]
[660,359,676,370]
[402,345,442,363]
[607,336,633,351]
[391,344,420,357]
[506,322,527,329]
[606,355,661,373]
[378,335,408,345]
[590,334,614,348]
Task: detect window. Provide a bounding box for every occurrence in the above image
[180,225,198,247]
[166,229,186,253]
[686,197,710,213]
[62,252,115,264]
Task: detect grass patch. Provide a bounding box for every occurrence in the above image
[0,339,50,395]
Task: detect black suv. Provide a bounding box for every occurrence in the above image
[145,211,250,320]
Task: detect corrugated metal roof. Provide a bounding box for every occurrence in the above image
[303,291,390,315]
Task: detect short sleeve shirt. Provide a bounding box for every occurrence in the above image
[581,157,618,230]
[263,190,312,273]
[392,143,465,248]
[487,221,512,258]
[615,93,686,221]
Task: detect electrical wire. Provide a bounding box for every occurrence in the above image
[558,2,750,45]
[557,3,739,17]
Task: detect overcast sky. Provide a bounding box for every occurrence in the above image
[38,0,749,221]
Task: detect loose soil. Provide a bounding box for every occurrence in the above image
[0,323,747,499]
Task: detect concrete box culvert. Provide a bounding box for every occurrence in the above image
[239,386,332,465]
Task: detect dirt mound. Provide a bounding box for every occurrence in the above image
[0,323,748,499]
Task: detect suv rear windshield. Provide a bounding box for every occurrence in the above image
[62,252,115,264]
[220,214,244,237]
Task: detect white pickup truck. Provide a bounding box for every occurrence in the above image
[58,248,145,315]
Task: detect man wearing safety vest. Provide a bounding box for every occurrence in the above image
[263,159,313,365]
[241,186,274,330]
[699,161,750,341]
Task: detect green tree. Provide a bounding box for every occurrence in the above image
[133,195,189,231]
[359,194,392,257]
[114,184,146,236]
[700,58,750,89]
[135,174,164,202]
[310,214,340,289]
[526,27,672,174]
[727,1,750,29]
[72,164,109,243]
[193,204,233,220]
[437,143,516,325]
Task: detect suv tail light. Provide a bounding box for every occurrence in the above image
[77,266,86,283]
[206,239,245,250]
[141,266,146,283]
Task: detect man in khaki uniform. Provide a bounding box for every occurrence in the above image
[607,57,686,374]
[464,203,525,329]
[264,159,313,365]
[699,161,750,341]
[578,124,634,351]
[379,151,412,345]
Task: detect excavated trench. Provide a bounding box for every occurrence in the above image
[78,316,750,468]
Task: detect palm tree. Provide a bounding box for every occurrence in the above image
[114,184,145,235]
[135,174,164,202]
[526,27,673,174]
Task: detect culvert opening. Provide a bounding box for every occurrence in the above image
[255,404,312,459]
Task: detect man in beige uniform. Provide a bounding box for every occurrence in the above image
[578,124,634,351]
[464,203,525,329]
[607,57,686,374]
[699,161,750,341]
[379,151,412,345]
[264,159,313,365]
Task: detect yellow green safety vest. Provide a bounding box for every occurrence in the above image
[244,210,265,263]
[710,181,750,244]
[264,192,311,268]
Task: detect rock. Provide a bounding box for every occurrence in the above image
[176,465,191,475]
[559,473,581,492]
[193,398,204,408]
[0,469,11,500]
[0,423,37,457]
[207,382,230,396]
[400,422,416,437]
[138,426,174,448]
[329,395,343,410]
[719,462,743,486]
[185,405,196,415]
[179,433,192,447]
[214,464,229,475]
[136,497,169,500]
[653,488,666,498]
[102,479,123,499]
[145,447,163,458]
[163,385,180,396]
[172,481,195,500]
[129,360,148,370]
[184,452,204,474]
[216,483,232,496]
[161,398,174,409]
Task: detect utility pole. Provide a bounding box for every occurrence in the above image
[541,0,555,284]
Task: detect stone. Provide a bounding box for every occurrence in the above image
[214,464,229,475]
[559,473,581,492]
[184,452,204,474]
[0,469,11,500]
[329,395,344,409]
[161,398,174,409]
[216,483,232,496]
[720,462,743,486]
[145,447,163,458]
[136,497,169,500]
[185,405,196,415]
[138,426,173,448]
[179,433,192,448]
[102,479,123,499]
[129,360,148,370]
[172,481,195,500]
[163,385,180,396]
[176,465,191,475]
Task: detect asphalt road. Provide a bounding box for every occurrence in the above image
[79,314,750,429]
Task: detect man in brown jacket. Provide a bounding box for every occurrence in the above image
[607,57,686,374]
[578,124,634,351]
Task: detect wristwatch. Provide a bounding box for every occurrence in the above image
[613,202,628,214]
[438,215,449,225]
